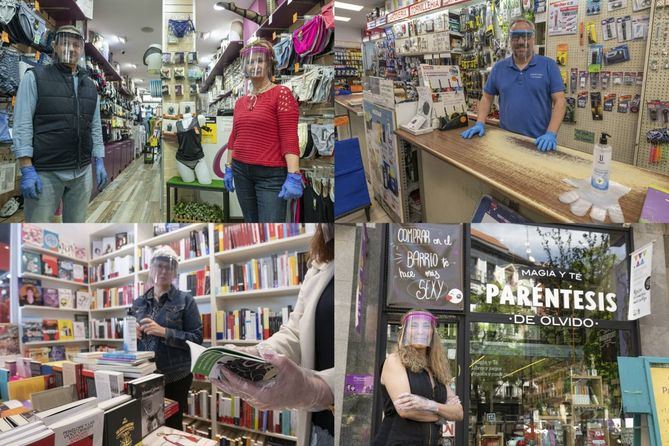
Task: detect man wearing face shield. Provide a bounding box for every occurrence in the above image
[461,18,566,152]
[130,245,203,429]
[212,224,334,446]
[12,25,108,222]
[222,39,302,222]
[373,309,463,446]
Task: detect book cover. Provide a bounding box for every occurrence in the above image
[22,224,44,246]
[187,341,278,382]
[93,370,124,401]
[75,291,92,310]
[42,230,60,252]
[43,320,59,341]
[57,320,74,341]
[102,398,141,446]
[23,320,44,343]
[72,264,85,284]
[59,241,75,259]
[91,241,103,259]
[73,322,86,340]
[42,288,59,308]
[50,406,104,446]
[640,186,669,223]
[50,345,66,361]
[74,314,89,339]
[59,289,75,309]
[101,237,116,255]
[58,261,74,281]
[42,255,59,277]
[22,252,42,275]
[115,233,128,250]
[19,278,43,306]
[127,374,165,437]
[74,246,87,261]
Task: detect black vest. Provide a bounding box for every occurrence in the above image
[175,118,205,163]
[31,64,98,171]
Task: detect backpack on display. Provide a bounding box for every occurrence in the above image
[5,1,49,52]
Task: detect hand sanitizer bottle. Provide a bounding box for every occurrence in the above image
[591,132,612,191]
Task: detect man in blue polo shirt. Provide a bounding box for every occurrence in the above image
[461,18,566,151]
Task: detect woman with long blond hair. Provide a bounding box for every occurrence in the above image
[373,309,463,446]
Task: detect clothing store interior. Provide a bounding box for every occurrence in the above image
[0,0,162,223]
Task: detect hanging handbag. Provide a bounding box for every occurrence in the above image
[0,46,19,96]
[311,124,334,156]
[273,37,293,71]
[292,15,325,57]
[168,18,194,38]
[0,0,17,25]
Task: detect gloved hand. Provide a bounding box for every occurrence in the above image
[94,157,108,191]
[558,177,630,223]
[224,166,235,192]
[460,122,485,139]
[20,166,42,200]
[278,172,303,200]
[535,131,558,151]
[394,393,439,414]
[212,349,333,411]
[222,343,260,356]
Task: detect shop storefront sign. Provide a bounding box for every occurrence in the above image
[409,0,442,17]
[628,242,653,320]
[387,224,463,310]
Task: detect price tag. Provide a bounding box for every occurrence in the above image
[334,116,349,127]
[35,51,40,61]
[294,63,300,72]
[292,12,298,23]
[1,31,9,44]
[34,0,39,11]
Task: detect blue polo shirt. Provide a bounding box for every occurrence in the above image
[484,54,565,138]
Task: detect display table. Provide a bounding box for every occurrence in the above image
[166,176,229,222]
[396,126,669,223]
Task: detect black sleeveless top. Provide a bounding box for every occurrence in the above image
[373,363,448,446]
[176,118,205,162]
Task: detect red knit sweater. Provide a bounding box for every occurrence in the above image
[227,85,300,167]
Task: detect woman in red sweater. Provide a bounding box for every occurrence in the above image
[223,39,302,222]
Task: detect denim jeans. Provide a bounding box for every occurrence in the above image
[232,159,288,222]
[24,167,93,222]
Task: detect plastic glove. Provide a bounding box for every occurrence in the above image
[394,393,439,414]
[224,166,235,192]
[558,177,630,223]
[222,343,259,356]
[20,166,42,200]
[94,157,108,191]
[535,131,557,152]
[211,349,333,411]
[460,122,485,139]
[278,172,303,200]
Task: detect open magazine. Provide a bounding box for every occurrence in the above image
[186,341,278,383]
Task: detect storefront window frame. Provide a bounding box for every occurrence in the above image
[371,223,641,446]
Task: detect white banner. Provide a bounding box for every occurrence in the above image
[628,242,653,320]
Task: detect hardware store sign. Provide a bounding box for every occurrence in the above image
[387,224,463,310]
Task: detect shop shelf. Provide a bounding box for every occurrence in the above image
[216,285,301,300]
[90,273,135,288]
[89,304,133,313]
[21,272,86,287]
[24,339,89,346]
[138,224,208,247]
[19,305,88,314]
[256,0,321,40]
[85,42,122,82]
[89,244,135,264]
[201,41,244,93]
[214,233,312,263]
[22,244,88,263]
[216,422,296,441]
[39,0,87,22]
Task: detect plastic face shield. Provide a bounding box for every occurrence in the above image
[54,32,85,66]
[241,46,271,79]
[509,29,534,63]
[401,311,437,347]
[149,253,178,289]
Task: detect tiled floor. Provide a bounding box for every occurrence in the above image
[336,180,393,223]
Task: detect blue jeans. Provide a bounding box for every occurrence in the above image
[232,159,288,222]
[24,167,92,222]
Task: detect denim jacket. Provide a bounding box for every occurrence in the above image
[131,285,203,382]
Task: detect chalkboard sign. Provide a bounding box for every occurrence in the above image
[387,224,464,311]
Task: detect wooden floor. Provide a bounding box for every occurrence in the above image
[336,180,393,223]
[86,155,163,222]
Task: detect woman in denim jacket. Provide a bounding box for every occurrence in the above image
[132,245,203,429]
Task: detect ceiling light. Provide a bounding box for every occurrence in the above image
[334,16,351,22]
[126,63,137,69]
[118,36,127,44]
[214,2,226,10]
[334,1,364,11]
[134,78,144,83]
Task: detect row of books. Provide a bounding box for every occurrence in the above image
[72,351,157,379]
[23,346,86,364]
[89,255,134,284]
[90,317,127,340]
[91,232,132,259]
[214,223,313,252]
[21,253,88,282]
[179,267,211,297]
[22,318,88,343]
[214,307,292,341]
[92,284,135,308]
[202,313,211,341]
[22,225,87,260]
[217,391,296,437]
[216,425,294,446]
[219,252,308,293]
[18,279,92,309]
[138,228,210,270]
[188,389,211,419]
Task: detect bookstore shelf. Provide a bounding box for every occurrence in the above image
[88,245,134,264]
[183,414,213,424]
[216,422,297,442]
[89,304,133,312]
[22,244,87,263]
[21,272,85,287]
[90,273,135,288]
[19,305,89,314]
[214,339,259,345]
[90,338,124,342]
[216,286,302,301]
[193,296,210,304]
[178,256,211,270]
[137,223,208,247]
[24,339,90,346]
[214,232,312,264]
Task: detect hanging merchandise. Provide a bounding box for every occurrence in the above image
[604,92,616,111]
[143,44,162,74]
[310,124,335,156]
[591,72,600,89]
[589,45,603,72]
[618,95,631,113]
[612,71,623,85]
[631,94,641,113]
[0,0,16,25]
[173,51,185,64]
[591,92,603,119]
[186,51,198,64]
[174,84,183,96]
[174,67,186,79]
[168,17,195,39]
[0,46,20,96]
[149,79,162,97]
[578,91,588,108]
[548,0,579,35]
[617,15,632,41]
[160,67,172,80]
[608,0,627,12]
[556,43,569,65]
[587,0,602,14]
[162,52,172,64]
[0,110,12,143]
[570,68,578,94]
[5,1,50,53]
[586,21,598,43]
[162,84,170,96]
[646,127,669,164]
[564,97,576,122]
[624,71,635,85]
[605,44,630,64]
[187,66,203,81]
[293,14,330,57]
[633,0,651,10]
[602,17,617,40]
[601,71,611,88]
[274,35,294,71]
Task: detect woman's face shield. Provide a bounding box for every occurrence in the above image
[401,311,437,347]
[54,32,85,67]
[149,256,178,289]
[509,28,535,64]
[241,46,271,79]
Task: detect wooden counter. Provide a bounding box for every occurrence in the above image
[335,93,364,116]
[396,126,669,223]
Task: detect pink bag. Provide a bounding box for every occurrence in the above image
[293,15,325,56]
[322,2,334,30]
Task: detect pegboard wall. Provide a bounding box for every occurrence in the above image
[636,0,669,175]
[545,0,650,165]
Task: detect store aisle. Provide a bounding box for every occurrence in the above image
[86,156,162,222]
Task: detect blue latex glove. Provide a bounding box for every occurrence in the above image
[224,166,235,192]
[94,157,108,191]
[460,122,485,139]
[20,166,42,200]
[278,172,303,200]
[535,131,557,151]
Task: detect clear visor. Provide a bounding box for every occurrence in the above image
[148,256,178,289]
[241,46,271,79]
[401,312,436,347]
[509,29,534,63]
[54,33,85,66]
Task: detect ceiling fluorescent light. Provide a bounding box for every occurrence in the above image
[214,2,226,10]
[334,1,364,11]
[334,16,351,22]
